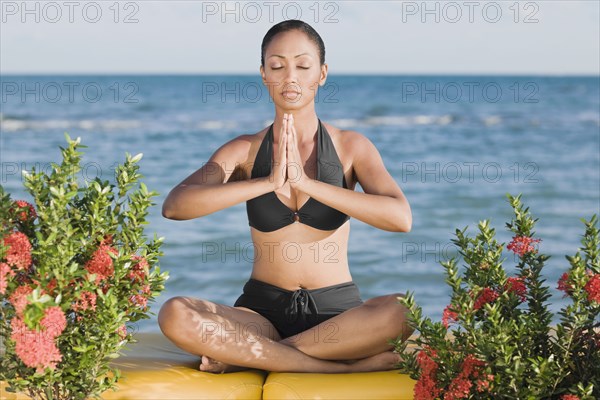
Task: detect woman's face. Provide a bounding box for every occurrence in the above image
[261,30,327,111]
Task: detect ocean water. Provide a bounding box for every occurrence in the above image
[1,75,599,333]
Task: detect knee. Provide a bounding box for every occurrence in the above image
[158,296,190,338]
[368,292,407,310]
[380,293,409,316]
[379,293,414,340]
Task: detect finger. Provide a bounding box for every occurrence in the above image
[289,117,298,156]
[288,114,296,149]
[279,115,288,157]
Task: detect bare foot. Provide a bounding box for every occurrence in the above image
[198,355,248,374]
[347,351,402,373]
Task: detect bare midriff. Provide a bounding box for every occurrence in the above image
[249,219,352,290]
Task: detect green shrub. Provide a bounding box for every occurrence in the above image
[0,135,169,400]
[394,194,599,400]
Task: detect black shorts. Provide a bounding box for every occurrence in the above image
[233,278,364,339]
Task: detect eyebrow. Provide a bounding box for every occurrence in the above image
[268,53,312,59]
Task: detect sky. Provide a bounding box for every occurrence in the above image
[1,1,599,75]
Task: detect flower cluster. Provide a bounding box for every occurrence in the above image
[395,194,600,399]
[413,347,441,399]
[583,274,600,303]
[85,244,118,283]
[558,271,600,304]
[445,355,491,400]
[558,272,573,296]
[10,313,64,374]
[442,305,458,328]
[472,287,500,310]
[72,291,98,312]
[11,200,37,222]
[507,235,541,256]
[504,276,527,301]
[2,231,32,270]
[440,276,528,329]
[0,136,168,400]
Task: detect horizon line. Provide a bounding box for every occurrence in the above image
[1,72,599,78]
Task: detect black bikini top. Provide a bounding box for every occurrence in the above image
[246,119,350,232]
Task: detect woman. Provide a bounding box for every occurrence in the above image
[158,19,413,374]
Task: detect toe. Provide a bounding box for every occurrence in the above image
[199,355,211,371]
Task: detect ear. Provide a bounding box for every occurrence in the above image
[260,65,266,85]
[319,63,328,87]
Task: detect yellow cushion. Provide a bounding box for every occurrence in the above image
[262,371,416,400]
[1,333,266,400]
[2,334,416,399]
[101,333,266,400]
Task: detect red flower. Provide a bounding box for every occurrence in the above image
[557,272,573,296]
[0,262,15,294]
[414,347,441,400]
[461,354,486,376]
[417,347,438,375]
[129,294,148,309]
[2,231,32,270]
[46,278,58,294]
[584,274,600,303]
[9,285,33,315]
[72,291,97,312]
[446,354,488,399]
[507,236,541,257]
[505,277,527,301]
[472,288,499,310]
[446,376,473,400]
[127,255,149,283]
[40,306,67,338]
[117,325,127,340]
[561,395,580,400]
[85,244,118,283]
[12,200,37,222]
[10,317,63,373]
[100,234,113,246]
[442,305,459,328]
[141,285,151,295]
[476,375,494,392]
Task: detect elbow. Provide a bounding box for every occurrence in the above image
[162,202,177,220]
[162,194,183,220]
[392,216,412,233]
[403,218,412,232]
[162,193,207,221]
[390,204,412,232]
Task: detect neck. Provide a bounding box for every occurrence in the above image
[273,107,319,143]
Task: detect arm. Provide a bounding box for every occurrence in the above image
[293,129,412,232]
[162,136,274,220]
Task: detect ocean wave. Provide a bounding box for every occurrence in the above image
[576,111,600,126]
[0,118,142,132]
[2,111,595,133]
[331,115,455,128]
[194,120,239,131]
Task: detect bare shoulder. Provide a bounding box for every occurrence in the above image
[210,126,268,162]
[321,121,377,161]
[209,126,269,182]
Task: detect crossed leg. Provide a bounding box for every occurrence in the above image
[280,293,413,360]
[157,292,412,374]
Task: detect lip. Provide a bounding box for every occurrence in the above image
[282,91,301,101]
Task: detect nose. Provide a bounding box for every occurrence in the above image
[282,77,301,94]
[282,70,300,91]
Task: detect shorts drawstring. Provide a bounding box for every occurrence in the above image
[285,288,319,324]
